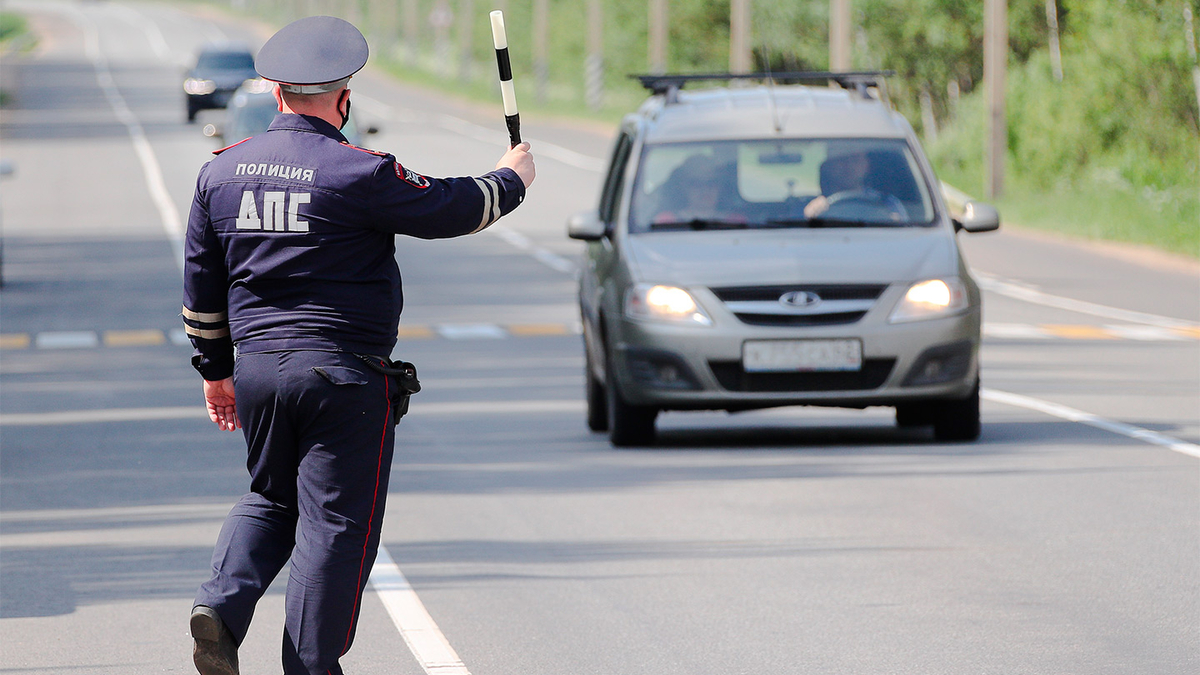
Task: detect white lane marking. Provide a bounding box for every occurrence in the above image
[353,94,605,172]
[369,546,472,675]
[0,502,232,523]
[436,324,509,340]
[0,401,585,426]
[1102,324,1187,341]
[982,388,1200,459]
[35,331,99,349]
[0,406,207,426]
[77,9,185,272]
[975,274,1200,330]
[982,323,1049,340]
[533,248,577,273]
[412,400,585,415]
[487,224,577,275]
[434,114,606,171]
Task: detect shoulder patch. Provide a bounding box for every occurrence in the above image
[342,142,389,157]
[394,162,431,189]
[212,137,251,155]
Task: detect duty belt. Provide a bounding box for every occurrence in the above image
[357,354,421,423]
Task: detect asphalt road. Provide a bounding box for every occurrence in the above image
[1,2,1197,674]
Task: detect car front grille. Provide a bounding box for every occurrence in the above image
[708,359,896,393]
[709,284,888,327]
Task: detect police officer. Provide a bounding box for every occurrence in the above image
[183,16,534,675]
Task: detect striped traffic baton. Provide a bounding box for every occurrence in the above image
[489,10,522,147]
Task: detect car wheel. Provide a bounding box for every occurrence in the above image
[584,336,608,432]
[605,348,657,447]
[931,378,981,442]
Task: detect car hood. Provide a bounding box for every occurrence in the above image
[624,226,962,286]
[190,68,259,88]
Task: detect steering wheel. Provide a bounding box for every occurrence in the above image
[823,189,907,221]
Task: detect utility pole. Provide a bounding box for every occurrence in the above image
[829,0,851,71]
[1045,0,1063,82]
[649,0,668,75]
[586,0,605,110]
[984,0,1007,200]
[730,0,752,74]
[1185,4,1200,211]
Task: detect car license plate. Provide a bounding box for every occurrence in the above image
[742,339,863,372]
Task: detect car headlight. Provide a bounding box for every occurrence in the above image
[184,78,218,95]
[889,277,969,323]
[625,284,713,326]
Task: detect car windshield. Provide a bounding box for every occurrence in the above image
[197,51,255,71]
[628,138,937,233]
[227,94,280,143]
[226,92,362,145]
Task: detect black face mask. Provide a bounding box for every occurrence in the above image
[339,94,351,131]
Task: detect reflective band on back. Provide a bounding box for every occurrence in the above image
[182,306,228,323]
[184,325,231,340]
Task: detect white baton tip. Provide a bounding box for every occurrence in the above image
[490,11,508,50]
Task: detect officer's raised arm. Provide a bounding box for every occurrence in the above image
[361,143,533,240]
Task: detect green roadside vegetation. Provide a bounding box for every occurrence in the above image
[0,11,27,43]
[193,0,1199,257]
[0,11,33,107]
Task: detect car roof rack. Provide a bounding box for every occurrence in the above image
[631,71,894,105]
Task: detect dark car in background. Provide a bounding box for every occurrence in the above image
[203,78,377,146]
[184,42,257,122]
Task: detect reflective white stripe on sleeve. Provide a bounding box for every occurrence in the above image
[184,325,231,340]
[484,176,502,225]
[182,306,228,323]
[472,178,494,233]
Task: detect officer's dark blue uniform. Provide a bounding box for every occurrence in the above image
[183,16,526,675]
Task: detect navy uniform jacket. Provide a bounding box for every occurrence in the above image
[183,114,525,380]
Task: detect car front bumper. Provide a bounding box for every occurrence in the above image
[607,306,980,411]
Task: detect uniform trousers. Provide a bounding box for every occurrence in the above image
[194,350,397,675]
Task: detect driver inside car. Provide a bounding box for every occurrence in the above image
[803,144,908,221]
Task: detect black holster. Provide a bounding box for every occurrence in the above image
[357,355,421,424]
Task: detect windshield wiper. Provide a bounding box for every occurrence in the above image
[649,218,752,231]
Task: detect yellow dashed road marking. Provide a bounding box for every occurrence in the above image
[1174,326,1200,339]
[1042,324,1116,340]
[2,324,1196,351]
[103,330,166,347]
[396,326,435,339]
[0,334,31,349]
[506,323,572,336]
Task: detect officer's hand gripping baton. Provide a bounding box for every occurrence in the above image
[489,10,521,147]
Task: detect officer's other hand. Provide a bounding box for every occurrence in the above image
[497,142,535,188]
[203,377,240,432]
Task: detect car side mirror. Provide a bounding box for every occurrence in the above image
[567,210,607,241]
[953,200,1000,233]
